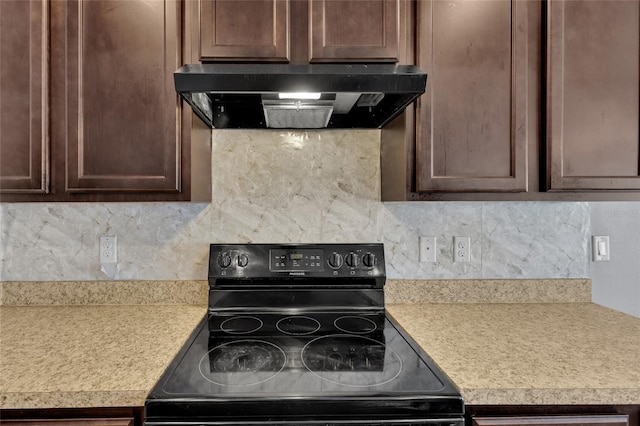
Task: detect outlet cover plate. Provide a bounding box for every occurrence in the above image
[453,236,470,263]
[100,235,117,264]
[419,236,437,263]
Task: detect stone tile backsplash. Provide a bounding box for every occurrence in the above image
[1,130,590,281]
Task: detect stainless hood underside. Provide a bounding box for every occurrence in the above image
[174,64,427,129]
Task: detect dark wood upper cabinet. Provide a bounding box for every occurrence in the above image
[547,0,640,191]
[6,0,640,202]
[381,0,640,201]
[197,0,405,64]
[1,0,199,202]
[58,0,182,193]
[0,0,49,194]
[199,0,290,62]
[309,0,402,62]
[415,0,529,193]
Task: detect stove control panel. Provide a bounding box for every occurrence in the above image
[270,248,325,272]
[209,243,385,280]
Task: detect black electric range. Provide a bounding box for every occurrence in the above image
[145,244,464,426]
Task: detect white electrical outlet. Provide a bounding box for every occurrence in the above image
[419,236,437,263]
[592,235,610,262]
[453,236,470,263]
[100,235,117,264]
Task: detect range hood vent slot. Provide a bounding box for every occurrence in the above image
[357,93,385,107]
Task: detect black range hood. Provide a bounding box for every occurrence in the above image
[174,63,427,129]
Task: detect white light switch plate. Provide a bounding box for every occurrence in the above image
[592,235,610,262]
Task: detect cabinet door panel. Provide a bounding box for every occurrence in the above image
[0,419,134,426]
[59,0,181,193]
[473,415,629,426]
[200,0,289,62]
[309,0,400,62]
[0,0,48,194]
[416,0,528,192]
[548,0,640,190]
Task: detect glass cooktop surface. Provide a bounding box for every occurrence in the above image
[155,312,448,398]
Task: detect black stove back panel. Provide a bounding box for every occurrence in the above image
[208,244,386,312]
[209,244,386,283]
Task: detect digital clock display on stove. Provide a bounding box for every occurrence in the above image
[270,249,324,272]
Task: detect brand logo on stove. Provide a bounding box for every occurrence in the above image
[289,272,306,276]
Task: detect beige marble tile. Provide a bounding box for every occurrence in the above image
[385,279,591,304]
[0,281,208,306]
[0,305,207,409]
[387,303,640,405]
[210,130,382,243]
[2,131,591,282]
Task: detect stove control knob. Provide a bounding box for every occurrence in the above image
[362,252,376,268]
[345,252,359,268]
[237,253,249,268]
[328,252,343,269]
[218,253,232,268]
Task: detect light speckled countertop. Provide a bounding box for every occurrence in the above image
[0,304,206,409]
[1,280,638,410]
[387,303,640,406]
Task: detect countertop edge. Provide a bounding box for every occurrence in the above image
[0,281,209,306]
[460,387,640,406]
[0,279,590,306]
[0,390,148,410]
[385,279,591,304]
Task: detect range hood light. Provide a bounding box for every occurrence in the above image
[278,92,322,100]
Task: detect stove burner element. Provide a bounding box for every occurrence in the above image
[220,316,263,334]
[276,316,321,335]
[301,334,402,387]
[199,340,286,387]
[334,315,377,334]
